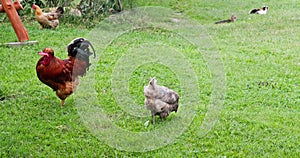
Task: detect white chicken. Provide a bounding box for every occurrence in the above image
[144,78,179,124]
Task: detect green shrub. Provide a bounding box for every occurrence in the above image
[1,0,130,28]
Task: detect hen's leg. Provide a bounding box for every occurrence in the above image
[61,100,65,106]
[152,114,155,124]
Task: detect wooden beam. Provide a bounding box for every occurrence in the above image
[5,41,38,47]
[0,0,29,42]
[0,0,22,12]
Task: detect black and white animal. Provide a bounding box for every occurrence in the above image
[249,6,269,14]
[144,78,179,124]
[215,15,237,24]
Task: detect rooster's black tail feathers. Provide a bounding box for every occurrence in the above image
[67,37,96,71]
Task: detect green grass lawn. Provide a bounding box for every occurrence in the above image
[1,0,299,157]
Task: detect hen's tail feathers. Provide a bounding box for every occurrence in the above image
[67,38,96,76]
[56,7,64,15]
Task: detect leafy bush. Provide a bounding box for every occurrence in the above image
[1,0,130,28]
[64,0,128,28]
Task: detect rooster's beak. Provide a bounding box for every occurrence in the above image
[38,52,49,57]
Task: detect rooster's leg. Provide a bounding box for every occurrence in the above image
[61,100,65,106]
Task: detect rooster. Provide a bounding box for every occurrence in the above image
[32,4,64,29]
[144,78,179,124]
[36,38,95,106]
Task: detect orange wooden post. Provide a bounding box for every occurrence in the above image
[0,0,29,42]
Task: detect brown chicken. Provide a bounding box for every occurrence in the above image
[32,4,64,29]
[215,15,237,24]
[144,78,179,124]
[36,38,95,106]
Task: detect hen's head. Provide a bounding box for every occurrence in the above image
[231,15,237,22]
[149,78,157,86]
[32,4,39,10]
[144,78,157,98]
[171,102,179,113]
[147,77,157,90]
[38,48,54,66]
